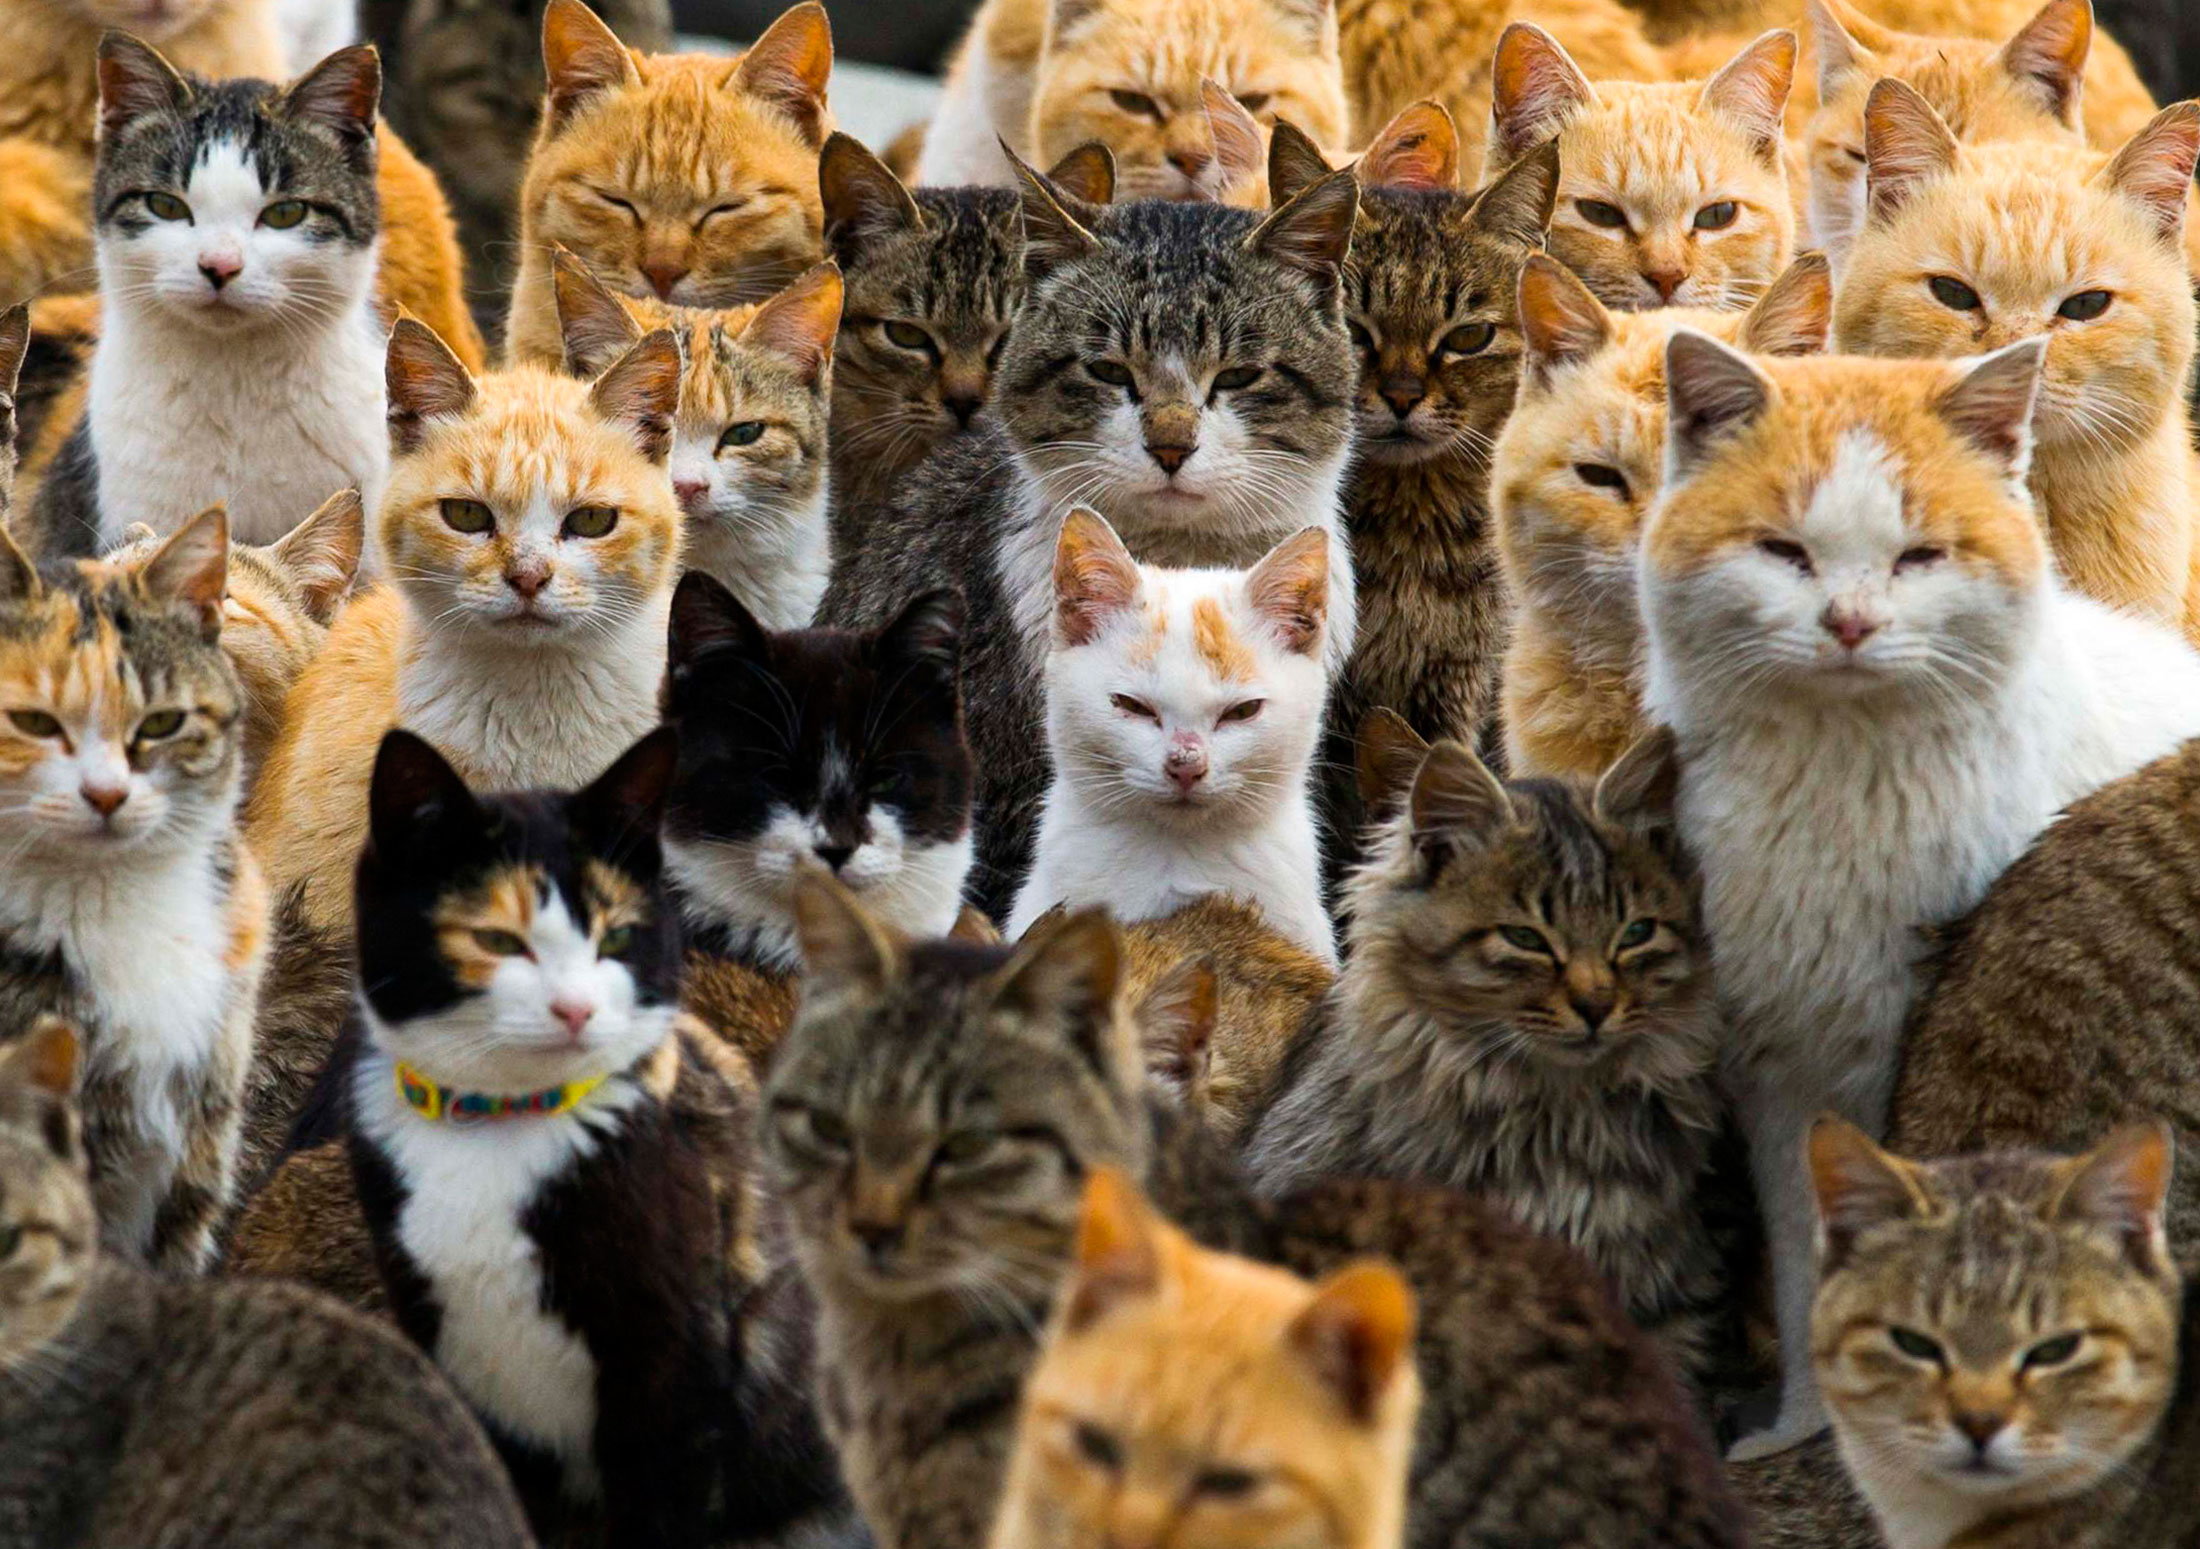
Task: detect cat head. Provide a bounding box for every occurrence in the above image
[1486,24,1795,310]
[0,511,242,868]
[763,880,1148,1303]
[1810,1119,2181,1525]
[380,316,682,648]
[1641,335,2052,717]
[1029,0,1347,202]
[1046,509,1328,829]
[1006,1169,1420,1549]
[659,573,973,969]
[0,1022,95,1372]
[1836,86,2198,460]
[92,38,382,334]
[354,726,683,1093]
[527,0,830,309]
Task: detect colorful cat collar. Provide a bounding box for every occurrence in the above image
[394,1062,608,1124]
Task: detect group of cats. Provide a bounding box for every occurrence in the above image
[1,0,2199,1543]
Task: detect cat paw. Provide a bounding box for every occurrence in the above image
[1725,1416,1827,1463]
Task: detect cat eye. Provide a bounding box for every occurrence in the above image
[1574,199,1629,230]
[1217,699,1265,724]
[1345,318,1375,353]
[258,200,308,229]
[7,710,62,738]
[1843,146,1867,165]
[806,1108,853,1148]
[134,710,185,741]
[1890,1327,1946,1364]
[1616,919,1656,950]
[1234,92,1270,112]
[1073,1422,1124,1469]
[699,201,746,224]
[564,505,620,539]
[1574,463,1631,498]
[1439,323,1496,358]
[0,1223,18,1258]
[934,1131,998,1167]
[1895,545,1945,573]
[470,928,531,958]
[440,498,495,534]
[2023,1334,2082,1369]
[1110,693,1161,723]
[883,321,934,352]
[718,421,766,450]
[1692,202,1739,231]
[1193,1466,1259,1499]
[2057,289,2112,323]
[143,191,191,222]
[1211,366,1263,392]
[597,925,636,957]
[1108,90,1164,120]
[1758,538,1813,573]
[596,191,640,221]
[1087,360,1136,391]
[1927,276,1983,312]
[1498,925,1552,954]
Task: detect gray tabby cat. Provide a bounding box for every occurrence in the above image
[0,1021,535,1549]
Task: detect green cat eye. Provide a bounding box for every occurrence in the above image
[883,321,933,351]
[440,498,495,534]
[2023,1333,2082,1369]
[1439,323,1496,358]
[1574,199,1628,230]
[718,421,766,450]
[1616,919,1656,950]
[1692,201,1739,231]
[471,928,530,957]
[1087,360,1135,390]
[1211,366,1263,392]
[1073,1422,1124,1469]
[2057,289,2112,322]
[1194,1467,1259,1499]
[259,200,308,229]
[1928,276,1983,312]
[1498,925,1552,955]
[7,710,61,738]
[598,925,636,957]
[144,191,190,222]
[135,710,185,741]
[564,505,620,539]
[1890,1327,1946,1364]
[1108,89,1163,120]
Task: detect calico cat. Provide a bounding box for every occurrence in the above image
[0,1022,537,1549]
[1808,1120,2188,1549]
[0,510,266,1273]
[1837,85,2200,639]
[504,0,832,370]
[988,1169,1421,1549]
[553,250,841,630]
[1493,248,1832,780]
[1012,512,1335,962]
[660,569,976,973]
[1483,22,1795,311]
[1637,335,2200,1458]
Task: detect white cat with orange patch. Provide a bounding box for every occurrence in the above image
[1010,509,1334,963]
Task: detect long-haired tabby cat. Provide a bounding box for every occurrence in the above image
[503,0,832,369]
[1639,335,2200,1458]
[989,1168,1420,1549]
[0,1021,537,1549]
[1836,84,2200,640]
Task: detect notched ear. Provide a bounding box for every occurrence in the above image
[1354,707,1429,815]
[1409,740,1512,858]
[2100,101,2200,242]
[1698,28,1795,160]
[873,586,965,689]
[1517,252,1612,383]
[1864,78,1959,224]
[820,131,923,259]
[1136,955,1216,1092]
[990,907,1126,1079]
[1243,527,1328,657]
[386,318,478,453]
[734,2,833,149]
[1010,144,1101,277]
[1664,329,1772,479]
[97,33,191,141]
[1266,119,1335,207]
[1044,141,1116,206]
[1809,1115,1933,1269]
[1053,507,1143,648]
[284,42,382,147]
[553,247,646,379]
[1997,0,2091,128]
[1738,251,1833,356]
[574,724,680,859]
[741,264,844,389]
[367,728,482,856]
[1806,0,1874,97]
[1247,167,1358,286]
[541,0,640,129]
[1935,337,2044,477]
[1469,136,1558,248]
[140,507,228,638]
[1357,100,1459,193]
[667,569,772,678]
[1289,1261,1416,1423]
[793,874,903,992]
[590,329,682,462]
[2052,1120,2174,1276]
[1064,1168,1166,1332]
[1593,725,1679,831]
[268,488,364,622]
[1488,22,1594,165]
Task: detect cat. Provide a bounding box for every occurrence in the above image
[1637,333,2200,1459]
[988,1168,1420,1549]
[0,1021,538,1549]
[765,876,1748,1549]
[0,509,266,1274]
[246,315,681,943]
[817,160,1362,915]
[1836,84,2200,640]
[659,569,976,974]
[916,0,1348,198]
[552,249,841,630]
[1807,1119,2187,1549]
[1483,22,1796,311]
[25,39,392,556]
[503,0,832,370]
[1011,511,1335,962]
[1493,247,1832,780]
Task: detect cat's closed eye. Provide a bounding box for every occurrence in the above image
[775,1100,852,1153]
[2023,1333,2083,1369]
[1192,1465,1259,1498]
[1072,1422,1123,1469]
[0,1222,21,1258]
[1108,90,1163,121]
[1758,538,1812,573]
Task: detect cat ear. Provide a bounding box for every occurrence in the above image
[1997,0,2091,128]
[1135,955,1216,1094]
[284,43,381,149]
[1863,78,1958,224]
[1245,167,1359,289]
[386,318,478,454]
[541,0,639,129]
[1468,137,1559,248]
[1264,0,1337,45]
[873,586,965,695]
[1697,29,1795,162]
[1044,142,1117,206]
[268,488,364,624]
[1053,507,1143,648]
[0,302,26,403]
[0,1017,82,1161]
[989,907,1128,1081]
[1805,0,1876,99]
[792,873,903,995]
[1050,0,1103,40]
[572,724,679,864]
[1408,741,1512,859]
[138,507,228,639]
[2099,102,2200,242]
[1488,23,1594,166]
[1934,338,2045,477]
[1357,101,1459,193]
[1201,80,1268,201]
[589,329,681,462]
[97,34,191,140]
[740,264,844,390]
[1289,1261,1416,1424]
[949,904,1003,946]
[1593,725,1680,833]
[367,728,484,858]
[1266,119,1336,207]
[733,2,833,150]
[552,247,645,380]
[2051,1120,2174,1277]
[0,524,39,606]
[1354,707,1429,816]
[1737,251,1833,357]
[1063,1168,1166,1333]
[1244,527,1329,658]
[1808,1115,1934,1269]
[1664,329,1772,479]
[820,132,924,263]
[1009,146,1101,279]
[1516,253,1612,386]
[667,569,771,678]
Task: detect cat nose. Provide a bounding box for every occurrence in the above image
[1644,267,1687,303]
[1569,987,1616,1034]
[1952,1409,2008,1449]
[505,561,553,599]
[1147,440,1194,476]
[640,259,689,300]
[852,1219,903,1264]
[198,253,242,289]
[672,477,709,509]
[1168,146,1211,181]
[813,841,855,872]
[1379,375,1425,418]
[942,391,983,427]
[1164,739,1208,792]
[80,781,129,818]
[1823,602,1882,651]
[549,997,594,1041]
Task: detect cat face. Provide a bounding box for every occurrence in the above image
[1030,0,1347,202]
[0,1023,95,1373]
[1810,1120,2180,1521]
[763,885,1145,1304]
[92,39,382,334]
[1047,511,1327,828]
[527,0,829,309]
[1835,89,2198,460]
[354,728,683,1093]
[0,512,241,865]
[659,575,973,964]
[1485,24,1795,311]
[379,318,682,645]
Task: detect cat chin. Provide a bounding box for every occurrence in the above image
[368,1006,675,1095]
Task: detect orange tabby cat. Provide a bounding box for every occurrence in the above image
[989,1169,1419,1549]
[504,0,831,370]
[1484,23,1796,311]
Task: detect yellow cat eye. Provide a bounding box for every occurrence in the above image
[597,925,636,957]
[1574,199,1628,230]
[883,321,933,352]
[564,505,620,539]
[1692,202,1738,231]
[471,928,530,957]
[135,710,185,741]
[6,710,61,738]
[259,200,308,229]
[1439,323,1496,358]
[440,498,495,534]
[1108,89,1163,120]
[144,191,191,223]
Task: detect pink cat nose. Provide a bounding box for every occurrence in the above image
[1645,267,1687,302]
[1163,738,1208,793]
[672,477,708,509]
[80,782,129,818]
[550,997,595,1040]
[1168,147,1211,180]
[1824,604,1882,651]
[198,252,242,289]
[506,561,553,599]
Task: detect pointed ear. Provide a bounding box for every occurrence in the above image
[1469,136,1558,248]
[1136,955,1216,1091]
[1935,338,2044,477]
[1738,251,1833,357]
[284,42,381,148]
[552,247,645,379]
[1064,1168,1166,1332]
[1265,0,1337,45]
[0,302,27,402]
[589,329,681,462]
[97,33,191,141]
[1266,119,1335,207]
[1244,527,1328,657]
[2,1017,80,1104]
[139,507,228,638]
[2051,1120,2174,1276]
[2099,102,2200,242]
[734,2,833,149]
[1200,80,1268,199]
[989,907,1126,1079]
[1290,1261,1416,1423]
[1698,29,1795,161]
[1806,0,1874,98]
[950,904,1003,946]
[1409,740,1512,859]
[1246,167,1358,288]
[541,0,639,129]
[1011,145,1101,278]
[1665,329,1772,479]
[1517,252,1612,385]
[1053,507,1143,647]
[1864,78,1958,224]
[873,586,964,694]
[386,318,478,454]
[1594,725,1679,831]
[268,488,364,623]
[0,525,39,606]
[740,265,843,389]
[1354,707,1429,816]
[1356,101,1459,193]
[667,569,771,678]
[573,724,679,861]
[793,873,902,992]
[1488,23,1594,165]
[367,728,482,857]
[820,131,923,261]
[1997,0,2091,128]
[1044,141,1117,206]
[1809,1115,1934,1269]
